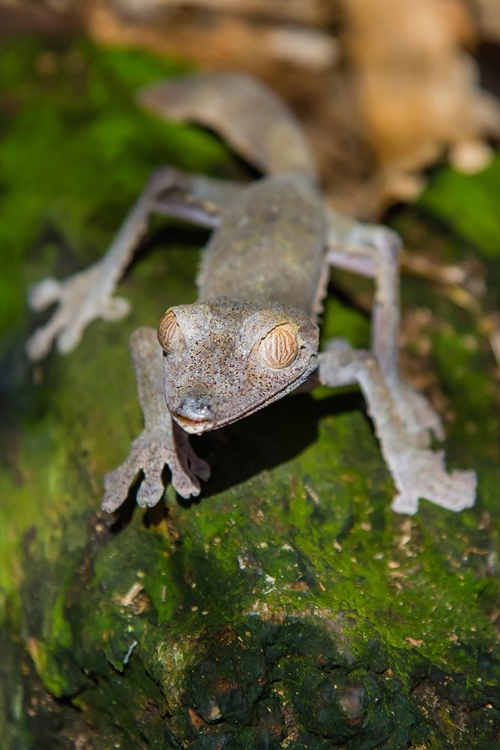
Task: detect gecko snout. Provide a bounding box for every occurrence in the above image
[173,395,215,433]
[178,395,213,419]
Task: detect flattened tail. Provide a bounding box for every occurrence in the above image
[138,71,318,184]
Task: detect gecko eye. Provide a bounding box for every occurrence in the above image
[258,323,300,369]
[158,309,185,355]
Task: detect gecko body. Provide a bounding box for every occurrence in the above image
[27,72,476,515]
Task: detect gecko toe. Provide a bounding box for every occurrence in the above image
[28,278,62,311]
[137,473,165,508]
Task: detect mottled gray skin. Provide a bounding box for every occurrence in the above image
[197,174,325,312]
[27,72,476,515]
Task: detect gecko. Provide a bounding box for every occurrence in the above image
[26,72,476,515]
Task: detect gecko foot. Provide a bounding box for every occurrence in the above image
[390,448,477,515]
[102,326,211,514]
[102,423,210,513]
[26,263,130,361]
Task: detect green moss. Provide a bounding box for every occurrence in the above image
[419,155,500,259]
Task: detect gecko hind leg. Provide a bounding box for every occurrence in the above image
[325,208,444,443]
[27,167,243,361]
[318,346,476,514]
[102,327,210,513]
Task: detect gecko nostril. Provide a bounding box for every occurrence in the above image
[177,395,214,422]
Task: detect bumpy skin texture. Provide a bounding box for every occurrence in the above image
[27,71,476,515]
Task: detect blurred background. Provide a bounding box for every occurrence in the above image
[2,0,500,218]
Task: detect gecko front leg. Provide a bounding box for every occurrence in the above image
[318,345,476,514]
[27,167,241,361]
[27,170,168,361]
[102,327,209,513]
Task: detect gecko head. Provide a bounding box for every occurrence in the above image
[157,296,319,434]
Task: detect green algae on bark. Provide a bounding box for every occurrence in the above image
[1,38,500,748]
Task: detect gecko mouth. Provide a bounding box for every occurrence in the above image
[171,359,318,435]
[172,414,215,434]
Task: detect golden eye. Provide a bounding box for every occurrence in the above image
[157,309,185,354]
[259,323,299,369]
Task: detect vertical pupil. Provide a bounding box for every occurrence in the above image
[276,331,285,361]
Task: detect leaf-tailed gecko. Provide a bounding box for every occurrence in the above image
[26,72,476,515]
